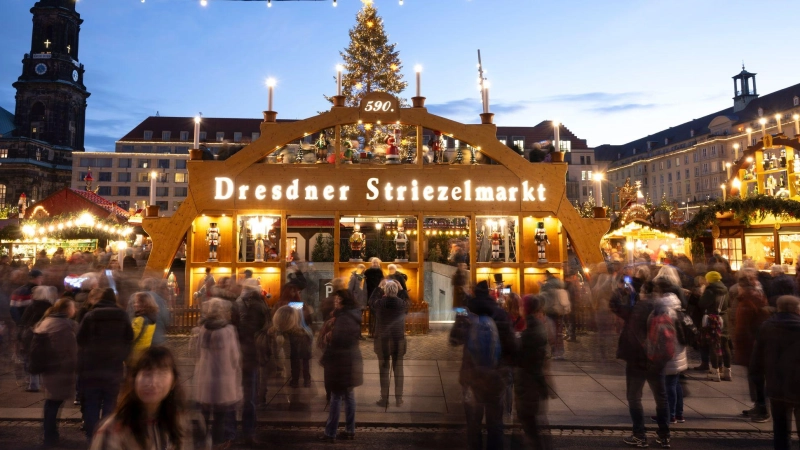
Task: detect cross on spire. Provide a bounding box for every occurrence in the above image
[43,39,51,49]
[66,45,71,54]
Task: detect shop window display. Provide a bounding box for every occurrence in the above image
[744,231,776,269]
[237,215,280,263]
[476,216,517,263]
[422,217,468,264]
[340,216,418,263]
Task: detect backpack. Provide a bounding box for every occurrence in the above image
[27,332,56,375]
[466,313,503,389]
[646,313,676,366]
[674,309,698,347]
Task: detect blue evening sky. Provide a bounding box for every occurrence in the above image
[1,0,799,151]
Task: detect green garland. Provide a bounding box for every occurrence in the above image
[681,195,800,239]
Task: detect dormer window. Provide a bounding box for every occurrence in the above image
[143,130,153,140]
[758,107,764,117]
[161,131,171,141]
[180,131,189,141]
[216,132,225,142]
[794,96,799,107]
[690,129,695,138]
[664,138,669,145]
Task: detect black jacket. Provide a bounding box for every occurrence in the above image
[750,312,800,402]
[19,299,51,331]
[514,314,549,404]
[76,298,134,384]
[364,267,385,300]
[768,274,798,307]
[232,292,270,370]
[450,293,516,393]
[371,294,408,356]
[699,281,730,337]
[322,306,364,392]
[611,289,655,370]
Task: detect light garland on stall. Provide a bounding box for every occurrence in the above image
[21,212,134,239]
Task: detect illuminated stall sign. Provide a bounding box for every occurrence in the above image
[214,177,547,203]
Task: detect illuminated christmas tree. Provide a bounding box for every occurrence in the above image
[329,0,414,151]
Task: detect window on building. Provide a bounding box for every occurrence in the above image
[693,154,697,162]
[660,175,664,184]
[684,155,689,164]
[140,146,152,153]
[118,172,131,182]
[175,173,187,183]
[701,148,707,158]
[582,186,588,196]
[121,145,134,153]
[512,136,524,150]
[158,173,168,183]
[117,186,130,196]
[675,157,680,167]
[175,187,188,197]
[668,173,672,182]
[695,167,700,177]
[156,187,169,197]
[586,156,591,164]
[119,158,132,168]
[233,132,242,143]
[143,131,153,140]
[180,131,189,141]
[157,146,171,154]
[0,149,8,158]
[758,107,764,117]
[559,140,571,152]
[711,146,717,156]
[155,201,168,211]
[652,163,656,172]
[685,169,690,179]
[137,172,150,182]
[667,160,671,169]
[676,171,681,181]
[174,147,189,154]
[644,178,648,186]
[175,159,187,169]
[136,187,149,197]
[669,186,673,196]
[216,132,225,142]
[97,186,111,196]
[0,184,7,208]
[580,156,586,164]
[497,136,507,145]
[199,132,207,141]
[252,132,260,142]
[581,171,593,181]
[794,96,799,107]
[157,159,170,169]
[702,163,709,174]
[137,159,150,169]
[677,184,682,195]
[117,200,130,210]
[98,172,112,182]
[686,183,690,194]
[696,182,700,192]
[161,131,171,141]
[173,201,182,210]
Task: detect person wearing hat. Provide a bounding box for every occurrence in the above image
[698,271,731,382]
[10,269,44,325]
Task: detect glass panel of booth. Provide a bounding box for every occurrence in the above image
[714,237,742,271]
[282,215,335,320]
[744,229,776,270]
[778,227,800,274]
[475,216,518,263]
[422,216,469,321]
[236,214,281,263]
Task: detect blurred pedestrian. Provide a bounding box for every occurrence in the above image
[19,285,58,392]
[734,271,771,422]
[541,271,568,359]
[33,297,78,447]
[141,278,171,346]
[129,292,158,366]
[90,346,209,450]
[749,295,800,450]
[193,298,241,447]
[77,288,133,442]
[515,294,554,450]
[272,305,312,388]
[319,289,363,443]
[364,258,384,338]
[371,280,408,407]
[651,284,687,425]
[699,271,730,382]
[10,269,43,324]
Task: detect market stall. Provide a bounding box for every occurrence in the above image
[142,92,610,326]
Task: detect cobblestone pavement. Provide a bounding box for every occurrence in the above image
[0,422,778,449]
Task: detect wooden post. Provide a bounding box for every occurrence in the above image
[469,214,477,288]
[516,215,523,294]
[333,211,341,279]
[186,221,194,306]
[416,213,424,303]
[280,211,287,284]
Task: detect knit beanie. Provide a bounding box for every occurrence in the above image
[705,271,722,284]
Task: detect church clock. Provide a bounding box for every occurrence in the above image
[35,63,47,75]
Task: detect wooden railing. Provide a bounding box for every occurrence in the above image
[168,306,202,334]
[360,302,430,336]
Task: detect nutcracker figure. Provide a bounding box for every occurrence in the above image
[535,222,550,263]
[744,163,755,180]
[315,132,329,163]
[394,224,409,262]
[490,228,501,261]
[794,153,800,173]
[349,224,365,262]
[765,175,777,196]
[780,148,787,168]
[254,233,265,262]
[770,153,778,170]
[342,140,354,164]
[206,222,220,261]
[429,130,444,164]
[385,129,401,164]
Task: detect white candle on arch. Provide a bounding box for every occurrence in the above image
[193,116,200,149]
[336,65,343,96]
[414,65,422,97]
[267,78,276,111]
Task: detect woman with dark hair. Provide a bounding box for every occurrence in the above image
[319,289,363,442]
[34,297,78,447]
[90,346,209,450]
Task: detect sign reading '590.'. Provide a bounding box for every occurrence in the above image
[359,92,401,121]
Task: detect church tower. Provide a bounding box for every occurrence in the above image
[732,65,758,113]
[13,0,90,150]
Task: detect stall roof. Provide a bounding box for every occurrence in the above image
[604,221,680,240]
[26,188,131,221]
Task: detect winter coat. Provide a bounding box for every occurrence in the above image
[34,315,78,400]
[321,306,363,392]
[18,299,52,352]
[388,272,409,298]
[698,281,730,338]
[232,293,270,370]
[514,314,549,407]
[10,282,37,310]
[77,298,134,385]
[449,293,517,394]
[733,287,770,366]
[750,312,800,402]
[90,411,210,450]
[147,290,171,346]
[348,273,367,308]
[656,294,688,375]
[193,320,242,407]
[610,289,655,370]
[130,313,156,363]
[370,294,408,357]
[659,282,688,311]
[286,327,313,360]
[363,267,385,301]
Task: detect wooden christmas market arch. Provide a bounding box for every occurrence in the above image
[142,93,610,307]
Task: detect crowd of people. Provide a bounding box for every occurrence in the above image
[2,247,800,449]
